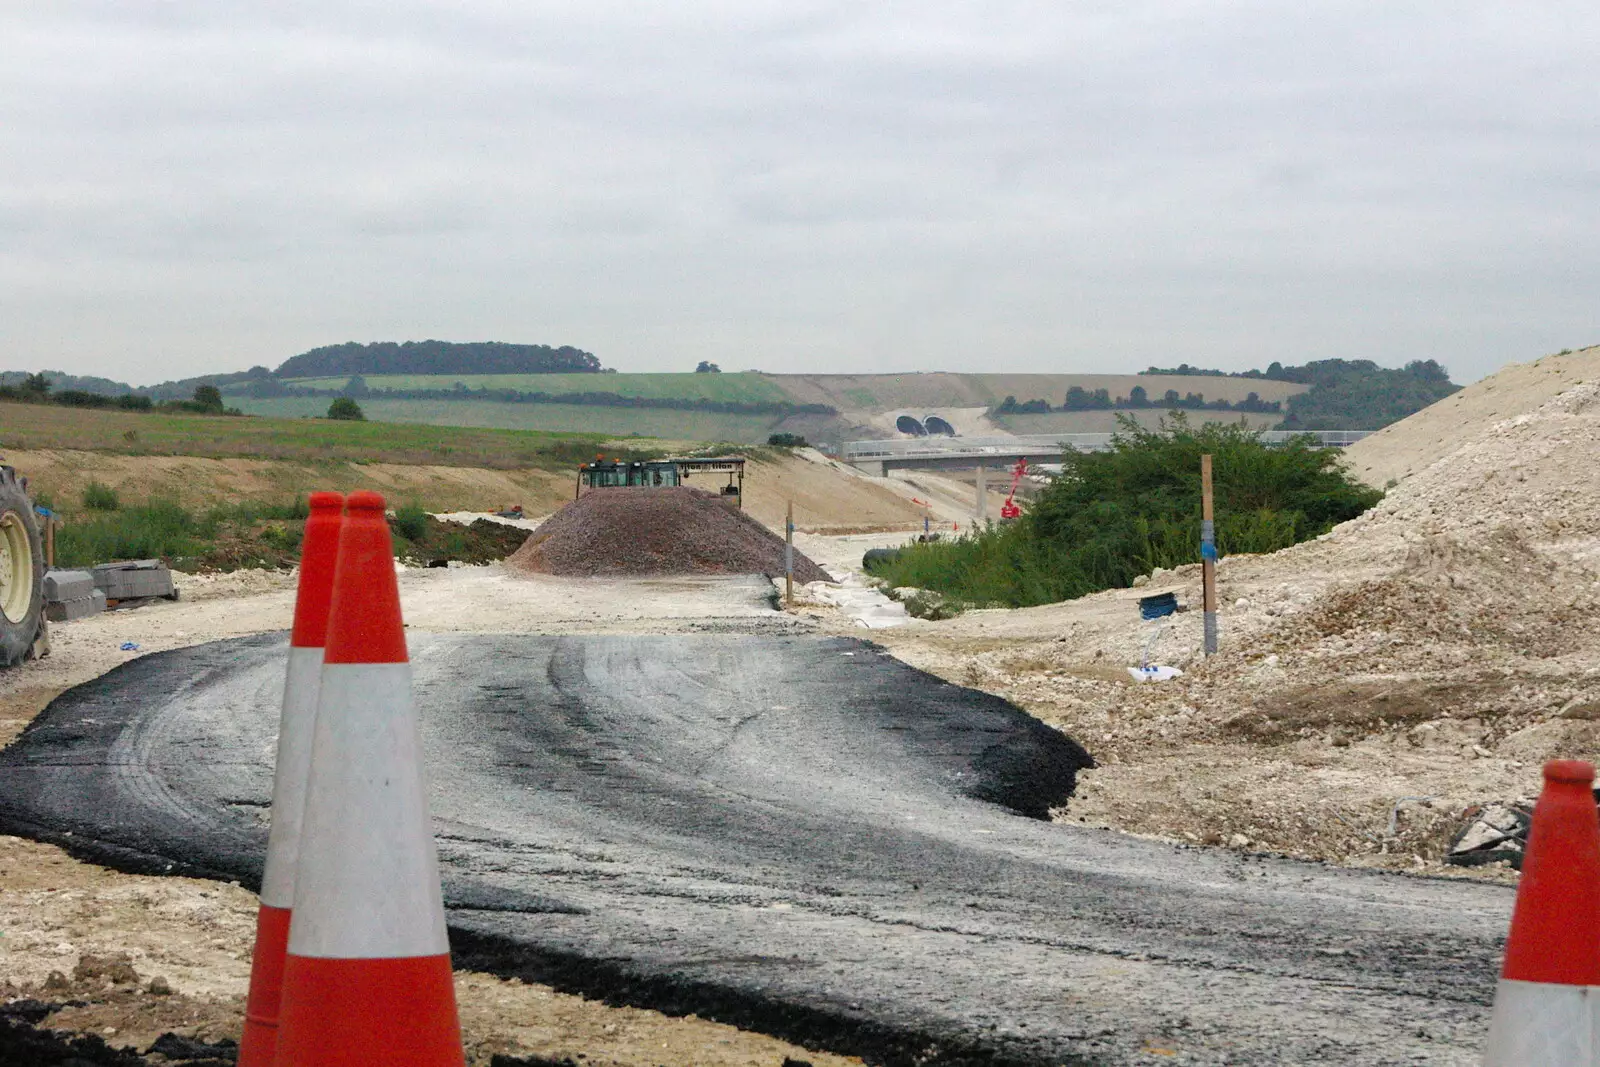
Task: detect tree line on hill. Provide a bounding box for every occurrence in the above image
[276,340,606,378]
[0,373,241,416]
[995,385,1283,416]
[1137,359,1460,430]
[2,342,609,402]
[993,359,1460,430]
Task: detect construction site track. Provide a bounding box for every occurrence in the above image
[0,633,1510,1065]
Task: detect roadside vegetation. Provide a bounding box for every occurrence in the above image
[48,497,313,571]
[44,493,527,573]
[874,415,1382,609]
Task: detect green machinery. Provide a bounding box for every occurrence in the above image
[576,456,747,508]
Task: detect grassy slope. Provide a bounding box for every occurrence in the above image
[272,371,1307,412]
[229,396,778,442]
[0,399,646,471]
[278,371,792,404]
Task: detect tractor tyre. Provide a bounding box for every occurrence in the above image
[0,467,45,668]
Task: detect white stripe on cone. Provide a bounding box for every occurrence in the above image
[1484,978,1600,1064]
[259,646,323,909]
[288,662,449,959]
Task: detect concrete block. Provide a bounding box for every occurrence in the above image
[92,561,175,601]
[44,569,96,602]
[46,589,106,622]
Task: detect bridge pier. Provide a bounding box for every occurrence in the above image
[975,462,987,522]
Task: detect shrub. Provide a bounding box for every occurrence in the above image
[327,397,365,421]
[54,496,316,571]
[392,503,429,543]
[82,481,120,511]
[767,432,808,448]
[192,384,224,413]
[876,414,1382,608]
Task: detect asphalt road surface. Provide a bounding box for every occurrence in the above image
[0,633,1511,1065]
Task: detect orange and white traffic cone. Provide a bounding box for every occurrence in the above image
[239,491,344,1067]
[1483,759,1600,1064]
[275,491,464,1067]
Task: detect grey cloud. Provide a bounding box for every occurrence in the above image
[1,1,1597,381]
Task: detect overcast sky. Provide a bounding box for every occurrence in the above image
[2,2,1596,384]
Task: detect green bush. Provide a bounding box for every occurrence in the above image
[192,384,224,412]
[327,397,365,421]
[877,414,1382,608]
[392,503,429,543]
[767,432,808,448]
[53,495,319,570]
[82,481,120,511]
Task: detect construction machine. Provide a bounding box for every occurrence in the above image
[999,457,1028,520]
[576,455,747,508]
[0,459,46,666]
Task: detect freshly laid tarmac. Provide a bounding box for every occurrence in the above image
[0,633,1508,1064]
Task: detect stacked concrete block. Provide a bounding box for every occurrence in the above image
[91,560,176,602]
[44,569,107,622]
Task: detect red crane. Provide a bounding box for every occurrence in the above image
[999,458,1028,520]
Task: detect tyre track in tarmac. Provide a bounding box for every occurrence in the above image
[0,633,1509,1065]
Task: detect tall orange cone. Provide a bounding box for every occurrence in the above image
[240,492,344,1067]
[1483,759,1600,1064]
[275,491,464,1067]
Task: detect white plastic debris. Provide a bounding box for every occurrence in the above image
[1127,665,1184,682]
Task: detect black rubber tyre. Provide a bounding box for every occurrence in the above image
[0,467,44,668]
[862,546,902,572]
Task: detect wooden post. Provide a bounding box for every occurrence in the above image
[784,500,794,607]
[45,517,56,569]
[1200,454,1218,655]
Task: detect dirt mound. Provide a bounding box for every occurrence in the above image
[1184,378,1600,736]
[508,488,832,581]
[1343,342,1600,487]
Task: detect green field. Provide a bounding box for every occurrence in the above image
[0,398,654,471]
[229,396,779,442]
[275,372,793,405]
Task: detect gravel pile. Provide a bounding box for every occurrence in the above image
[507,487,832,581]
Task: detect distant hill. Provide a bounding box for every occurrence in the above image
[275,341,604,378]
[1140,359,1461,430]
